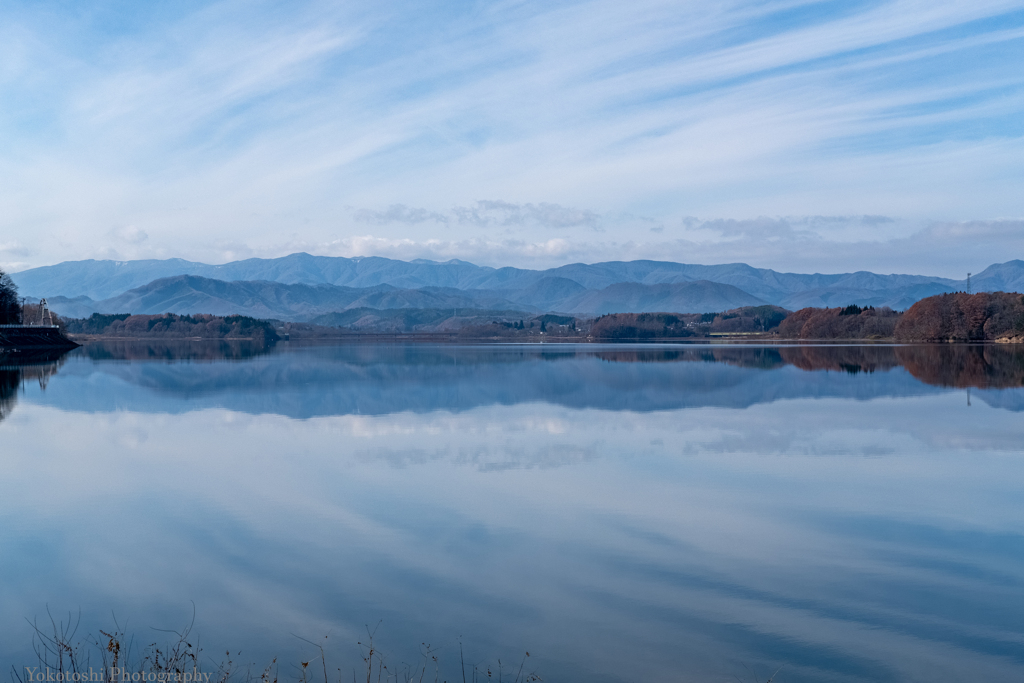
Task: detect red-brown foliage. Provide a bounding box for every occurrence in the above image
[894,292,1024,341]
[776,306,899,339]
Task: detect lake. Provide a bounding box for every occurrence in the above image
[1,342,1023,682]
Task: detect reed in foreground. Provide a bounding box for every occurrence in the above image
[12,610,541,683]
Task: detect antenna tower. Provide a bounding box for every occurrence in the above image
[967,273,972,295]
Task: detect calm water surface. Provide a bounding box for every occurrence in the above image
[1,342,1023,682]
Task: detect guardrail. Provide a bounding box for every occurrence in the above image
[0,324,60,329]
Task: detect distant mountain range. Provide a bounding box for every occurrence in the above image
[37,275,766,319]
[11,253,1024,321]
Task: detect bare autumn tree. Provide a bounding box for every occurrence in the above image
[0,268,21,325]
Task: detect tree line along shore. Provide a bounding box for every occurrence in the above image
[51,291,1024,343]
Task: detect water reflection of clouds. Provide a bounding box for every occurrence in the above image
[3,390,1023,681]
[2,345,1024,682]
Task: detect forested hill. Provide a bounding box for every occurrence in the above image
[32,274,768,320]
[64,313,280,342]
[776,293,1024,341]
[894,292,1024,342]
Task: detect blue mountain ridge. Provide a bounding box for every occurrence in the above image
[11,253,1024,319]
[39,275,768,319]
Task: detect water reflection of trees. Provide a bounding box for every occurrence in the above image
[593,344,1024,389]
[0,350,70,424]
[894,345,1024,389]
[3,343,1022,424]
[594,347,787,369]
[0,368,18,422]
[778,345,901,374]
[81,340,275,362]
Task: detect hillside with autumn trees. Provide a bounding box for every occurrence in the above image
[774,292,1024,342]
[894,292,1024,342]
[64,313,280,343]
[777,304,900,340]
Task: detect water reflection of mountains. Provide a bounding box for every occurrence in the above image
[23,342,1024,418]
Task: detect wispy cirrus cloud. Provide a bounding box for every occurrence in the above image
[0,0,1021,273]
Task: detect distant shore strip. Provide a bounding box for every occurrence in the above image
[32,291,1024,345]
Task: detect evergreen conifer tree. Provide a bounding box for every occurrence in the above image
[0,269,20,325]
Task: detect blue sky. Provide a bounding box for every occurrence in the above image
[1,0,1023,276]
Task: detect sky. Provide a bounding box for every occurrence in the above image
[1,0,1023,277]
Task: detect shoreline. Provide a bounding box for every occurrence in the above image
[64,334,1023,345]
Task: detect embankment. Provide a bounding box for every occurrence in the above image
[0,326,79,350]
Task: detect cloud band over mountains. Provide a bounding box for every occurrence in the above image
[4,211,1021,279]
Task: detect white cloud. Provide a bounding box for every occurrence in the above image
[354,204,449,226]
[319,234,582,264]
[169,216,1017,278]
[353,201,603,230]
[0,241,35,273]
[453,201,602,230]
[6,212,1018,279]
[109,225,150,245]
